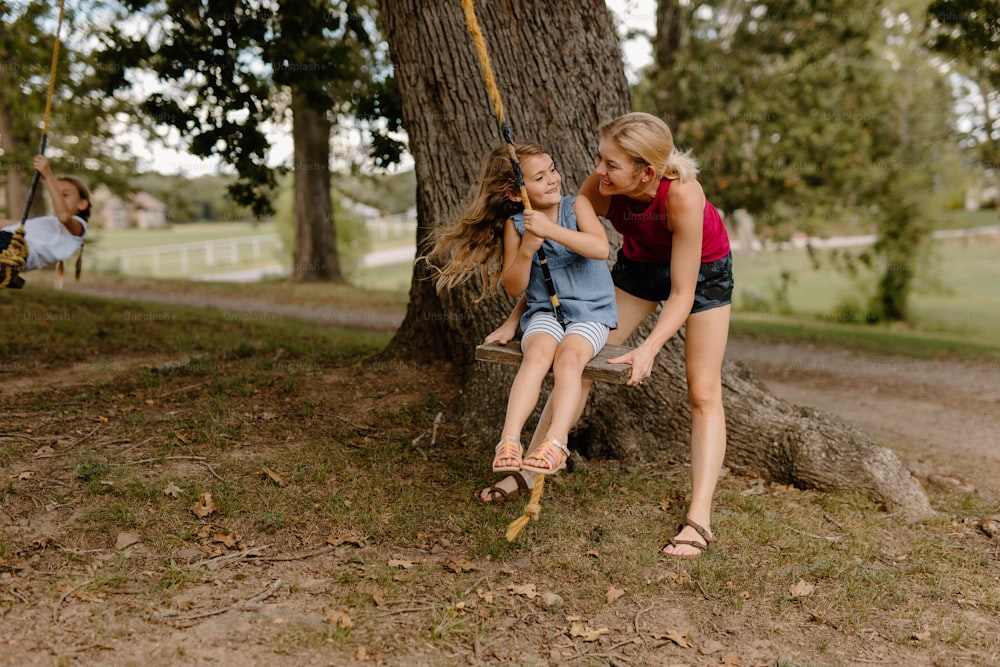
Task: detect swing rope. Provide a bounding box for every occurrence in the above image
[460,0,565,327]
[461,0,557,540]
[0,0,67,289]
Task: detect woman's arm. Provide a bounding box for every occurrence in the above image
[35,155,84,236]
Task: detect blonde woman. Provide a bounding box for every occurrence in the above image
[426,142,617,496]
[485,113,733,558]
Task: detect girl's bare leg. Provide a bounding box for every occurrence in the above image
[493,333,558,469]
[480,290,656,500]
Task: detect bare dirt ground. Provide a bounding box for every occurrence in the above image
[724,337,1000,498]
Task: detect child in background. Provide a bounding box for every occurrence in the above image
[1,155,90,273]
[426,142,617,500]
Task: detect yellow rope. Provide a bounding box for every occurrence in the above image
[42,0,66,136]
[460,0,532,212]
[505,475,545,541]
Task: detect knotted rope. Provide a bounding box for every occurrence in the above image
[504,475,545,541]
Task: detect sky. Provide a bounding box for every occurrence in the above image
[141,0,656,176]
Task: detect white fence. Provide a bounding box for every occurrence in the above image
[86,234,284,278]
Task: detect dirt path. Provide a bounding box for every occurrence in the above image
[725,337,1000,497]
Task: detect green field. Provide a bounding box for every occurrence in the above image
[733,232,1000,345]
[86,221,279,251]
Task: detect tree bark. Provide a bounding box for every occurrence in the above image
[379,0,933,518]
[290,88,341,282]
[0,102,46,221]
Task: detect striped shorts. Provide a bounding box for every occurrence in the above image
[522,312,610,358]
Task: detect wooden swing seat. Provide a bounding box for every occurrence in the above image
[475,340,632,384]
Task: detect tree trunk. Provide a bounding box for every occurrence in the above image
[0,102,46,221]
[290,88,341,283]
[379,0,932,518]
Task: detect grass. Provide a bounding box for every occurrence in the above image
[1,282,999,665]
[87,222,280,252]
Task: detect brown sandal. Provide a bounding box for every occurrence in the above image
[662,517,714,558]
[479,472,530,503]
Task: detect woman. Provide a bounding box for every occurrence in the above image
[482,112,733,558]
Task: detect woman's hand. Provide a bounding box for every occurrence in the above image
[608,343,659,387]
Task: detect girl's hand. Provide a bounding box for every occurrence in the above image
[484,319,518,345]
[608,344,658,387]
[33,155,53,178]
[522,209,555,240]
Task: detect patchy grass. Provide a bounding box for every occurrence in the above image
[0,287,998,666]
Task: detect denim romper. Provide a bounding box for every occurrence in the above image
[512,195,618,332]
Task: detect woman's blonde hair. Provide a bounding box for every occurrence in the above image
[424,142,549,300]
[598,112,699,182]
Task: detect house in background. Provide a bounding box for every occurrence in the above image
[91,187,168,230]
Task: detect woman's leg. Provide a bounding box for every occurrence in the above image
[480,290,657,500]
[663,304,731,555]
[494,332,558,469]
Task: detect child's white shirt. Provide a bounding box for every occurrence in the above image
[2,215,87,270]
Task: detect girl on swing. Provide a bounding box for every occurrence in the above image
[427,142,617,498]
[1,155,91,272]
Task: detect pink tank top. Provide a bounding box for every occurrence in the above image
[606,178,730,263]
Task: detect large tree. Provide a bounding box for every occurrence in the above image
[98,0,398,282]
[379,0,931,517]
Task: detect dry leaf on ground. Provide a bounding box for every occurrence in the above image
[388,558,417,569]
[789,579,816,599]
[652,628,693,648]
[327,532,366,547]
[569,622,610,642]
[163,482,183,498]
[262,467,286,486]
[445,557,477,573]
[606,586,626,604]
[190,492,217,518]
[508,583,538,599]
[115,532,140,550]
[325,608,353,628]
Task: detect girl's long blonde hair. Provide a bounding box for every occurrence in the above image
[424,142,548,300]
[599,112,699,182]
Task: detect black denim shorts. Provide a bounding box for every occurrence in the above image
[611,249,734,313]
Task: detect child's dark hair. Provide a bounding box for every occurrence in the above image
[59,175,91,221]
